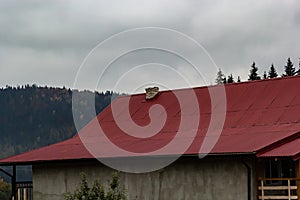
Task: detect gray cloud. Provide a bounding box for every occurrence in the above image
[0,0,299,92]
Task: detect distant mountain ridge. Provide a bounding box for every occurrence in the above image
[0,85,116,159]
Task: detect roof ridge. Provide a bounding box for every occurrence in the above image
[118,75,300,98]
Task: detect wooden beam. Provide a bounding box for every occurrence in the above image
[259,195,298,199]
[12,165,16,200]
[258,185,297,190]
[0,167,13,178]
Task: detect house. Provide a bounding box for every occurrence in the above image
[0,76,300,200]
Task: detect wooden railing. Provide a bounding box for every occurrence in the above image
[15,181,33,200]
[258,178,300,200]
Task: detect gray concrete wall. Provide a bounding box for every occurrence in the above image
[32,157,256,200]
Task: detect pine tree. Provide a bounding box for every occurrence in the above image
[237,76,241,82]
[248,62,261,81]
[263,71,267,79]
[215,69,225,84]
[227,74,234,83]
[297,58,300,75]
[223,77,227,84]
[282,58,296,76]
[268,64,278,78]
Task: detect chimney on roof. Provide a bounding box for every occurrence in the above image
[145,87,159,100]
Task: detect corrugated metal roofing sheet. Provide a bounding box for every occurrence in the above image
[257,138,300,159]
[1,76,300,164]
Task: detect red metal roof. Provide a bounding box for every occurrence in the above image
[1,76,300,164]
[257,138,300,160]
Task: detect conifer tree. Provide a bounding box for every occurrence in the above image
[263,71,267,79]
[227,74,234,83]
[215,69,225,84]
[297,58,300,75]
[248,62,261,80]
[282,58,296,76]
[223,77,227,84]
[268,64,278,78]
[237,76,241,82]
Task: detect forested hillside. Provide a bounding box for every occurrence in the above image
[0,85,115,159]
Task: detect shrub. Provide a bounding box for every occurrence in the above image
[65,172,127,200]
[0,179,11,200]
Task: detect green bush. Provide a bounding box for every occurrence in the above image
[65,172,127,200]
[0,179,11,200]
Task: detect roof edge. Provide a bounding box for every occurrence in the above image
[256,131,300,157]
[0,152,256,166]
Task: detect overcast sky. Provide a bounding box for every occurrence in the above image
[0,0,299,93]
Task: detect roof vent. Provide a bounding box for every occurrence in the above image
[145,87,159,100]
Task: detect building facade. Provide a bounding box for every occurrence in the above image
[1,76,300,200]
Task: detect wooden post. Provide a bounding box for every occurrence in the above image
[288,179,291,200]
[24,188,27,200]
[17,188,20,200]
[12,165,16,200]
[261,179,264,200]
[296,159,300,200]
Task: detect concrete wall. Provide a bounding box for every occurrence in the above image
[32,157,256,200]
